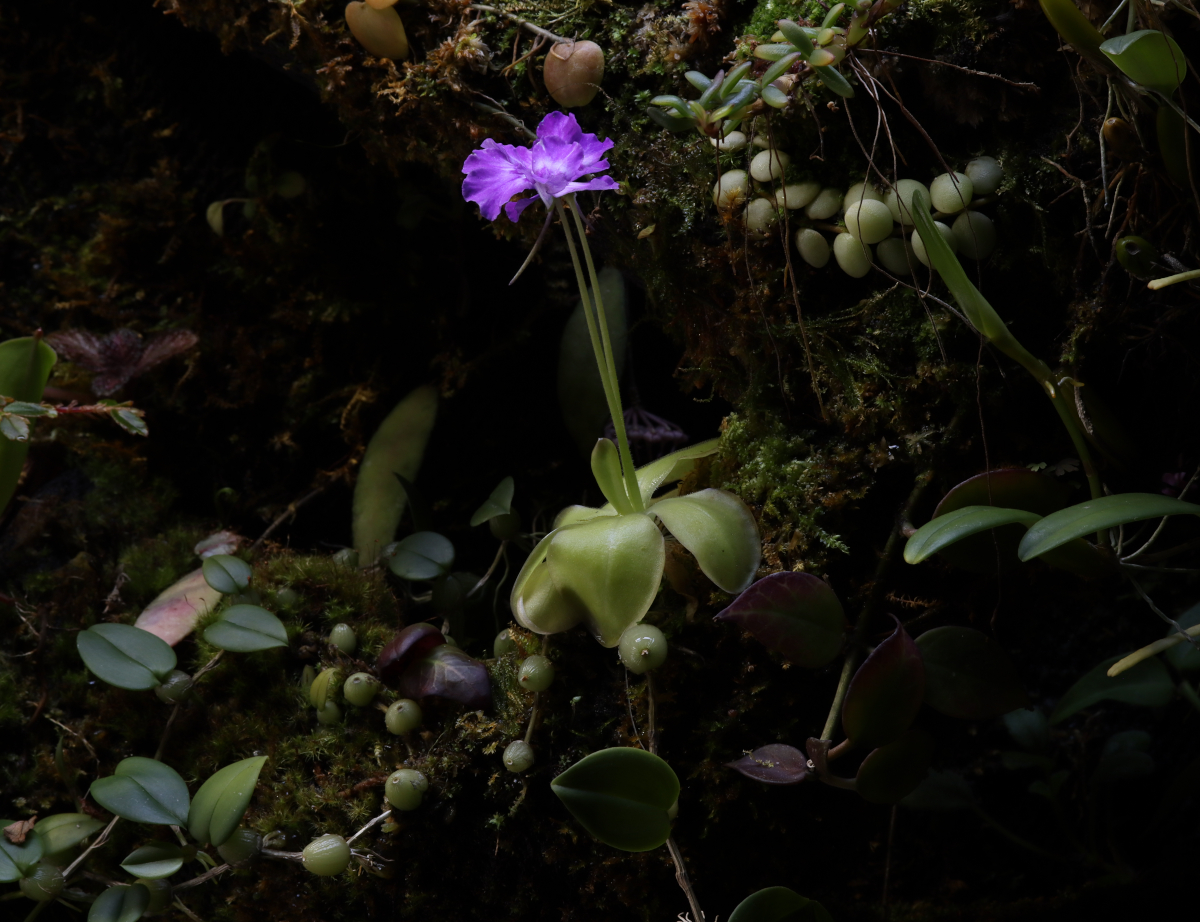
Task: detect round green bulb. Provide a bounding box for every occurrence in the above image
[385,698,422,735]
[316,700,342,725]
[19,864,64,902]
[329,623,356,654]
[343,672,379,707]
[301,834,351,876]
[154,669,193,704]
[518,655,554,692]
[385,768,429,811]
[493,628,517,658]
[503,740,535,773]
[618,623,668,674]
[216,826,262,866]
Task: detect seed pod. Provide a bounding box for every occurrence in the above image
[329,623,357,654]
[216,827,262,867]
[842,181,883,214]
[19,865,64,902]
[618,623,668,674]
[301,834,351,876]
[493,628,518,658]
[711,131,747,152]
[795,228,830,268]
[518,654,555,692]
[503,740,535,773]
[774,181,820,210]
[385,768,429,811]
[1115,235,1158,278]
[343,672,379,707]
[804,187,842,221]
[712,169,749,211]
[884,179,930,226]
[344,2,409,60]
[929,172,974,214]
[749,149,789,183]
[154,670,193,704]
[952,211,997,260]
[844,199,894,244]
[876,237,915,275]
[965,156,1003,195]
[744,198,779,236]
[385,698,423,734]
[833,233,872,277]
[544,40,605,108]
[316,700,342,725]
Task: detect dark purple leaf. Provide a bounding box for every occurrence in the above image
[715,572,846,668]
[396,645,491,709]
[46,328,198,396]
[726,744,808,785]
[916,626,1029,719]
[841,616,925,749]
[855,727,935,805]
[377,623,446,686]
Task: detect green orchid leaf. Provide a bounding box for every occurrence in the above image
[776,19,815,55]
[715,572,846,668]
[591,438,634,514]
[1037,0,1106,66]
[90,757,190,826]
[558,267,627,456]
[187,755,268,847]
[119,843,186,879]
[1101,29,1187,95]
[842,617,925,749]
[33,813,104,857]
[815,64,854,98]
[1164,602,1200,674]
[547,513,665,647]
[77,623,177,690]
[754,43,794,61]
[684,71,711,92]
[647,107,694,133]
[916,627,1028,719]
[1019,493,1200,561]
[651,489,760,594]
[469,476,515,526]
[511,530,587,636]
[904,506,1042,565]
[202,604,288,653]
[1050,655,1175,724]
[761,84,789,108]
[550,747,679,852]
[856,727,936,805]
[352,384,438,566]
[0,820,43,881]
[201,555,252,594]
[0,334,57,513]
[385,531,455,581]
[728,886,833,922]
[761,52,802,88]
[88,884,151,922]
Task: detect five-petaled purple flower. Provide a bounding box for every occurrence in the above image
[462,111,619,223]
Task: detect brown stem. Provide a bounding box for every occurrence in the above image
[666,837,705,922]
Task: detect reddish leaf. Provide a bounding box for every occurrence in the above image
[714,572,846,668]
[395,645,492,709]
[841,617,925,749]
[855,727,935,805]
[916,626,1029,719]
[726,744,809,785]
[377,623,446,686]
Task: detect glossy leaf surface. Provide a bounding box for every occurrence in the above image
[201,555,252,594]
[77,623,177,690]
[547,513,665,647]
[469,476,515,526]
[0,820,43,881]
[856,727,935,804]
[385,531,455,581]
[119,843,186,879]
[1101,29,1187,94]
[591,438,634,514]
[1050,655,1175,724]
[1018,493,1200,561]
[395,644,492,709]
[842,618,925,749]
[715,572,845,667]
[134,568,223,646]
[728,886,833,922]
[202,604,288,653]
[0,335,57,513]
[90,757,189,826]
[377,623,447,686]
[651,488,760,594]
[1037,0,1105,64]
[187,755,268,847]
[726,744,809,785]
[551,747,679,852]
[916,627,1028,719]
[904,506,1040,565]
[510,530,587,636]
[88,884,151,922]
[33,813,104,856]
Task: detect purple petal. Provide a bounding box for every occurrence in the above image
[503,195,541,223]
[462,140,535,220]
[559,176,621,198]
[536,110,584,145]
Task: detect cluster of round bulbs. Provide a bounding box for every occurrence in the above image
[712,140,1003,278]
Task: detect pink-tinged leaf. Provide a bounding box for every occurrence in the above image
[842,616,925,749]
[715,572,846,668]
[726,744,809,785]
[377,623,447,686]
[855,727,935,805]
[194,531,244,559]
[133,569,224,646]
[395,645,491,709]
[916,626,1028,719]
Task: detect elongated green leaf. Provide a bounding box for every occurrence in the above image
[90,757,189,826]
[119,843,186,879]
[1037,0,1106,63]
[916,627,1028,719]
[1101,29,1187,94]
[386,531,455,581]
[651,489,760,594]
[591,438,634,514]
[550,748,679,852]
[0,820,43,881]
[201,555,252,594]
[1050,655,1175,724]
[728,886,833,922]
[856,727,935,805]
[761,52,802,88]
[816,65,855,98]
[510,529,588,636]
[547,513,665,647]
[187,756,268,847]
[0,334,57,513]
[202,604,288,652]
[1018,493,1200,561]
[776,20,815,55]
[88,884,151,922]
[905,506,1041,565]
[352,385,438,567]
[469,476,515,526]
[77,623,177,690]
[33,813,104,856]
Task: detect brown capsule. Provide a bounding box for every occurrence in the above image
[1102,117,1144,162]
[543,40,605,108]
[377,622,446,686]
[345,1,409,60]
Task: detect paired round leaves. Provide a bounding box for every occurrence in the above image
[842,618,925,749]
[856,727,935,805]
[916,627,1028,719]
[90,757,189,826]
[470,476,515,526]
[88,884,150,922]
[386,531,456,581]
[201,555,252,594]
[728,886,833,922]
[120,843,186,879]
[77,624,177,691]
[34,813,104,857]
[726,744,808,785]
[551,747,679,852]
[188,755,269,847]
[1050,655,1175,725]
[715,572,846,668]
[202,604,288,653]
[0,820,43,881]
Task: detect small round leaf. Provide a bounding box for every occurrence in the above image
[89,757,190,826]
[119,843,186,879]
[856,727,935,805]
[916,626,1028,719]
[33,813,104,856]
[202,604,288,652]
[77,623,177,690]
[187,755,269,847]
[201,555,252,594]
[470,477,515,526]
[385,531,455,581]
[0,821,43,881]
[728,886,834,922]
[726,744,809,785]
[88,884,151,922]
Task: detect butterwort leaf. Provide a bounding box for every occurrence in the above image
[856,727,935,804]
[134,568,224,647]
[728,886,833,922]
[842,617,925,749]
[651,489,760,594]
[1101,29,1187,94]
[715,572,846,667]
[90,757,189,826]
[187,756,269,847]
[916,626,1028,719]
[510,529,588,636]
[726,744,809,785]
[395,645,491,709]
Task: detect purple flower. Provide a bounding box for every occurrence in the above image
[462,111,619,222]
